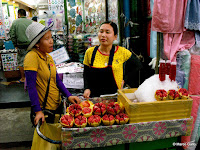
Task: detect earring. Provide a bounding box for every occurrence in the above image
[37,46,39,50]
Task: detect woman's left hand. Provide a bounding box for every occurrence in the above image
[68,96,81,104]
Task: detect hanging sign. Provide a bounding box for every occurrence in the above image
[1,53,18,71]
[48,0,64,11]
[49,46,70,64]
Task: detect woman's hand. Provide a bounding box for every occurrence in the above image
[68,96,81,104]
[121,80,124,89]
[34,111,45,126]
[83,89,91,98]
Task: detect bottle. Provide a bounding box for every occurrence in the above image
[166,60,171,75]
[169,62,177,81]
[159,60,166,81]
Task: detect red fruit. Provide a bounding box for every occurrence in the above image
[102,114,115,126]
[82,107,93,118]
[68,104,82,117]
[155,89,167,101]
[168,89,180,100]
[74,115,87,128]
[115,113,129,125]
[106,102,120,115]
[93,103,106,115]
[88,115,101,127]
[60,114,74,128]
[80,100,94,108]
[178,88,189,99]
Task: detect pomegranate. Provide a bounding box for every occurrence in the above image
[82,107,93,118]
[115,113,129,125]
[178,88,189,99]
[60,114,74,128]
[93,102,106,115]
[155,89,168,101]
[80,100,94,108]
[88,115,101,127]
[102,114,115,126]
[74,115,87,128]
[106,102,120,115]
[118,102,125,113]
[168,89,180,100]
[68,104,82,117]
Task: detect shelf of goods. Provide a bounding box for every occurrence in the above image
[0,50,20,78]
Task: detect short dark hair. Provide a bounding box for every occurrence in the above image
[32,16,38,22]
[100,21,118,35]
[18,9,26,16]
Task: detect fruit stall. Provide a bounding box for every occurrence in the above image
[59,89,193,150]
[33,61,194,150]
[33,89,193,150]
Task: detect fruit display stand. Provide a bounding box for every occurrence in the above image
[35,96,193,150]
[61,96,193,149]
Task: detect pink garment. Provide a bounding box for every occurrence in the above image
[188,55,200,95]
[181,96,200,149]
[152,0,187,33]
[163,31,195,62]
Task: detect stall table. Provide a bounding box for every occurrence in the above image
[61,117,193,149]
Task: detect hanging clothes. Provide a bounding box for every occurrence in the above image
[152,0,187,33]
[195,31,200,47]
[184,0,200,31]
[188,98,200,150]
[149,0,158,59]
[181,96,200,150]
[176,50,191,89]
[188,55,200,95]
[151,0,195,62]
[163,31,195,62]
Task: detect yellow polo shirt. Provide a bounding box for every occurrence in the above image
[24,48,60,110]
[83,46,132,89]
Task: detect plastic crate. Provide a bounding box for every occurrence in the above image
[117,88,193,123]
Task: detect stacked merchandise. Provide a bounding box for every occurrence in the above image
[67,35,79,62]
[73,36,85,63]
[66,35,95,63]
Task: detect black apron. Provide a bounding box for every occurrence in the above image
[88,46,118,97]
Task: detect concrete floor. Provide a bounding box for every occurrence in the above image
[0,70,33,149]
[0,70,84,149]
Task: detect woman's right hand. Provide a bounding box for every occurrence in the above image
[34,111,45,126]
[83,89,91,98]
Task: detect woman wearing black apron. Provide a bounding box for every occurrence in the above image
[83,21,142,98]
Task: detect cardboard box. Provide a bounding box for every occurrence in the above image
[118,88,193,123]
[4,70,20,79]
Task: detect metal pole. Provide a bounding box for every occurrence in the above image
[64,0,68,35]
[155,32,160,74]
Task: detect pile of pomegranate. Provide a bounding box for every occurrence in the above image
[155,88,190,101]
[60,100,129,128]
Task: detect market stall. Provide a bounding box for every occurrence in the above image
[34,89,193,150]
